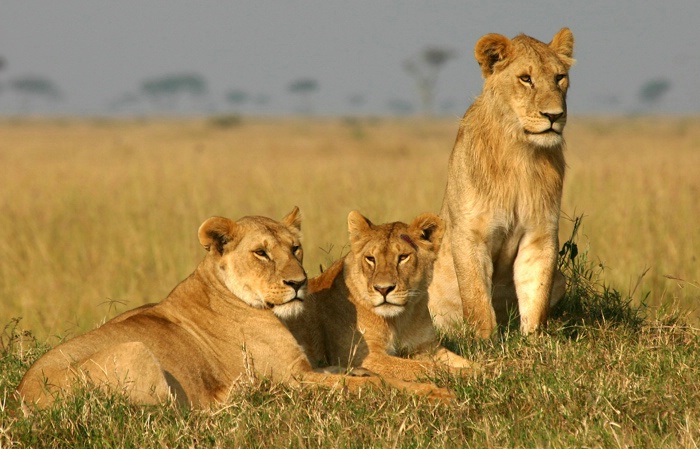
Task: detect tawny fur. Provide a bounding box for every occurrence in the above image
[429,28,574,338]
[285,211,479,382]
[17,208,451,411]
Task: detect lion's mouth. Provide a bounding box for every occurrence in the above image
[265,297,303,309]
[375,300,404,309]
[525,128,561,135]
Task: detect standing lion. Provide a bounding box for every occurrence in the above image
[429,28,574,338]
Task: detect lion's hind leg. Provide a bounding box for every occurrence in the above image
[513,233,559,334]
[549,269,566,308]
[75,341,176,406]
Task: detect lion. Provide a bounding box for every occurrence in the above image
[17,208,451,410]
[428,28,574,338]
[283,211,479,383]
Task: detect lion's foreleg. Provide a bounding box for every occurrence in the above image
[430,347,482,375]
[361,353,434,381]
[294,369,454,402]
[450,226,497,338]
[513,232,558,334]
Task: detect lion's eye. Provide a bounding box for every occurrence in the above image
[365,256,375,265]
[519,75,532,84]
[556,74,566,83]
[292,245,301,254]
[398,254,410,263]
[254,249,269,259]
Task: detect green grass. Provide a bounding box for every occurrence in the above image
[2,239,699,448]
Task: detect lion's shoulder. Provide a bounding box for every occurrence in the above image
[309,258,345,293]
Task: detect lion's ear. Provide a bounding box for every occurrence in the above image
[409,213,445,252]
[474,33,511,78]
[198,217,238,255]
[347,211,373,242]
[549,27,575,66]
[282,206,302,233]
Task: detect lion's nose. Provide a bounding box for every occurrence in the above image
[284,278,307,293]
[540,111,563,124]
[374,285,396,298]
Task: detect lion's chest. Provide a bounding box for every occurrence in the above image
[379,315,434,358]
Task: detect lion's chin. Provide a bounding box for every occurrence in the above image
[373,303,405,318]
[525,130,564,148]
[270,298,305,320]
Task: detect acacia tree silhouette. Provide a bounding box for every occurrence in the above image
[141,73,208,113]
[288,78,319,114]
[9,75,61,114]
[403,47,456,116]
[225,89,249,113]
[638,78,671,111]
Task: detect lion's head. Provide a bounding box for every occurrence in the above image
[198,207,307,319]
[474,27,575,148]
[344,211,444,318]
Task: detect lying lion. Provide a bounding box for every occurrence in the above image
[429,28,574,338]
[284,211,479,382]
[17,208,451,410]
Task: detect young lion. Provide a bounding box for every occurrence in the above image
[429,28,574,338]
[284,211,479,382]
[17,208,451,410]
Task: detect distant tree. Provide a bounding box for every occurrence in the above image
[288,78,319,114]
[347,93,365,107]
[141,73,207,112]
[9,75,61,113]
[638,78,671,109]
[0,57,5,97]
[10,76,60,98]
[225,89,249,112]
[347,93,366,115]
[254,94,270,106]
[403,47,457,116]
[386,98,414,116]
[108,92,143,114]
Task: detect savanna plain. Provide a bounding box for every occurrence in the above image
[1,116,699,448]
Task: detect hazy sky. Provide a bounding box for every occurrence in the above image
[1,1,698,116]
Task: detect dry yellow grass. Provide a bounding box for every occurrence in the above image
[1,115,698,340]
[562,117,700,317]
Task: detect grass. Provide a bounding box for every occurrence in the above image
[561,117,700,316]
[0,116,699,447]
[2,255,699,447]
[1,116,698,339]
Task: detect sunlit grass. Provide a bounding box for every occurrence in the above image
[562,117,700,319]
[1,116,699,447]
[0,116,698,337]
[2,275,699,448]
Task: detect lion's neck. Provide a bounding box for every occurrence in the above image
[163,259,247,316]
